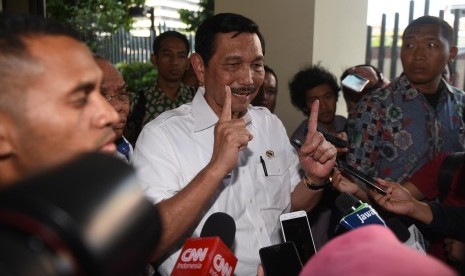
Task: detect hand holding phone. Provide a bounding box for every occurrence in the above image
[291,130,347,150]
[342,73,370,92]
[316,126,348,148]
[335,159,387,194]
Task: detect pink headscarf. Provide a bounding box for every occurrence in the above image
[300,225,457,276]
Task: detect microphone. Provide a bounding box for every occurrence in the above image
[0,153,161,276]
[385,218,427,254]
[171,212,237,276]
[335,193,386,230]
[200,212,236,248]
[335,193,427,253]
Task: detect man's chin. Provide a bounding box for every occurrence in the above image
[100,142,117,154]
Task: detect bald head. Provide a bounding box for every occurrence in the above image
[94,56,130,140]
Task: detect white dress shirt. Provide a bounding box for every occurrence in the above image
[133,87,301,275]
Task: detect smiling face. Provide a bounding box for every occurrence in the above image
[192,32,265,119]
[0,35,118,185]
[401,24,457,93]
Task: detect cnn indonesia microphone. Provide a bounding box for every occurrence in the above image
[171,212,237,276]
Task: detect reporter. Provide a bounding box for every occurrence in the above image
[0,13,118,187]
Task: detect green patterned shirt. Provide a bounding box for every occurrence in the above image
[141,82,196,125]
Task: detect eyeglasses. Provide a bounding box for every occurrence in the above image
[102,90,134,104]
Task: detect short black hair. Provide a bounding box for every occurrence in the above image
[403,15,454,46]
[152,30,190,55]
[0,13,81,55]
[289,64,340,116]
[0,13,82,114]
[194,13,265,67]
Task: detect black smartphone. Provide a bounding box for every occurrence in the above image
[336,159,387,194]
[291,129,347,149]
[259,242,303,276]
[316,127,348,148]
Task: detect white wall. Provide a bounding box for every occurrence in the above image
[216,0,368,135]
[312,0,369,117]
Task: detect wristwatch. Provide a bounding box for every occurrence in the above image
[303,173,332,190]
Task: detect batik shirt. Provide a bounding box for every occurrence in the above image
[141,82,195,125]
[346,75,465,182]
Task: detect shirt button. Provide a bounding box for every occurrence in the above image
[259,228,263,232]
[249,199,253,203]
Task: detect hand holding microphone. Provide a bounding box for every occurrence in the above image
[336,192,427,253]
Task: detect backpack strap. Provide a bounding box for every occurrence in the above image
[437,152,465,202]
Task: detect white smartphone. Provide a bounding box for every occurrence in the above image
[279,210,317,263]
[342,73,370,92]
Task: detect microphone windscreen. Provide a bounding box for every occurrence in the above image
[200,212,236,249]
[385,218,410,243]
[335,193,360,216]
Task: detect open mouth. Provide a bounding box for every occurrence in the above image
[230,86,256,98]
[232,92,253,98]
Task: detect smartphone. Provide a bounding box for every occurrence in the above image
[291,129,347,149]
[279,210,317,263]
[259,242,303,276]
[342,73,370,92]
[316,126,348,148]
[336,159,387,195]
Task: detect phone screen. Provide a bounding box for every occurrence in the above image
[342,74,369,92]
[280,214,316,263]
[259,242,303,276]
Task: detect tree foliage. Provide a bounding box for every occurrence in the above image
[116,62,157,93]
[178,0,214,32]
[46,0,145,51]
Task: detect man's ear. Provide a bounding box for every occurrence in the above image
[190,53,205,85]
[150,53,157,66]
[449,46,458,63]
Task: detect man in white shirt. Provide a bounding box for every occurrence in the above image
[133,13,337,275]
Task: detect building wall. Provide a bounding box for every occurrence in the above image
[146,0,201,31]
[216,0,368,136]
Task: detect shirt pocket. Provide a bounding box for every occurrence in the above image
[264,156,287,176]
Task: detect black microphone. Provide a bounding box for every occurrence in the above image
[200,212,236,248]
[335,193,386,230]
[385,218,427,254]
[335,193,427,253]
[172,212,237,276]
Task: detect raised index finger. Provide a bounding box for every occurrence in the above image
[306,100,319,137]
[219,85,232,122]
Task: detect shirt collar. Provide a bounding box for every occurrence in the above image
[399,74,454,101]
[192,87,254,132]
